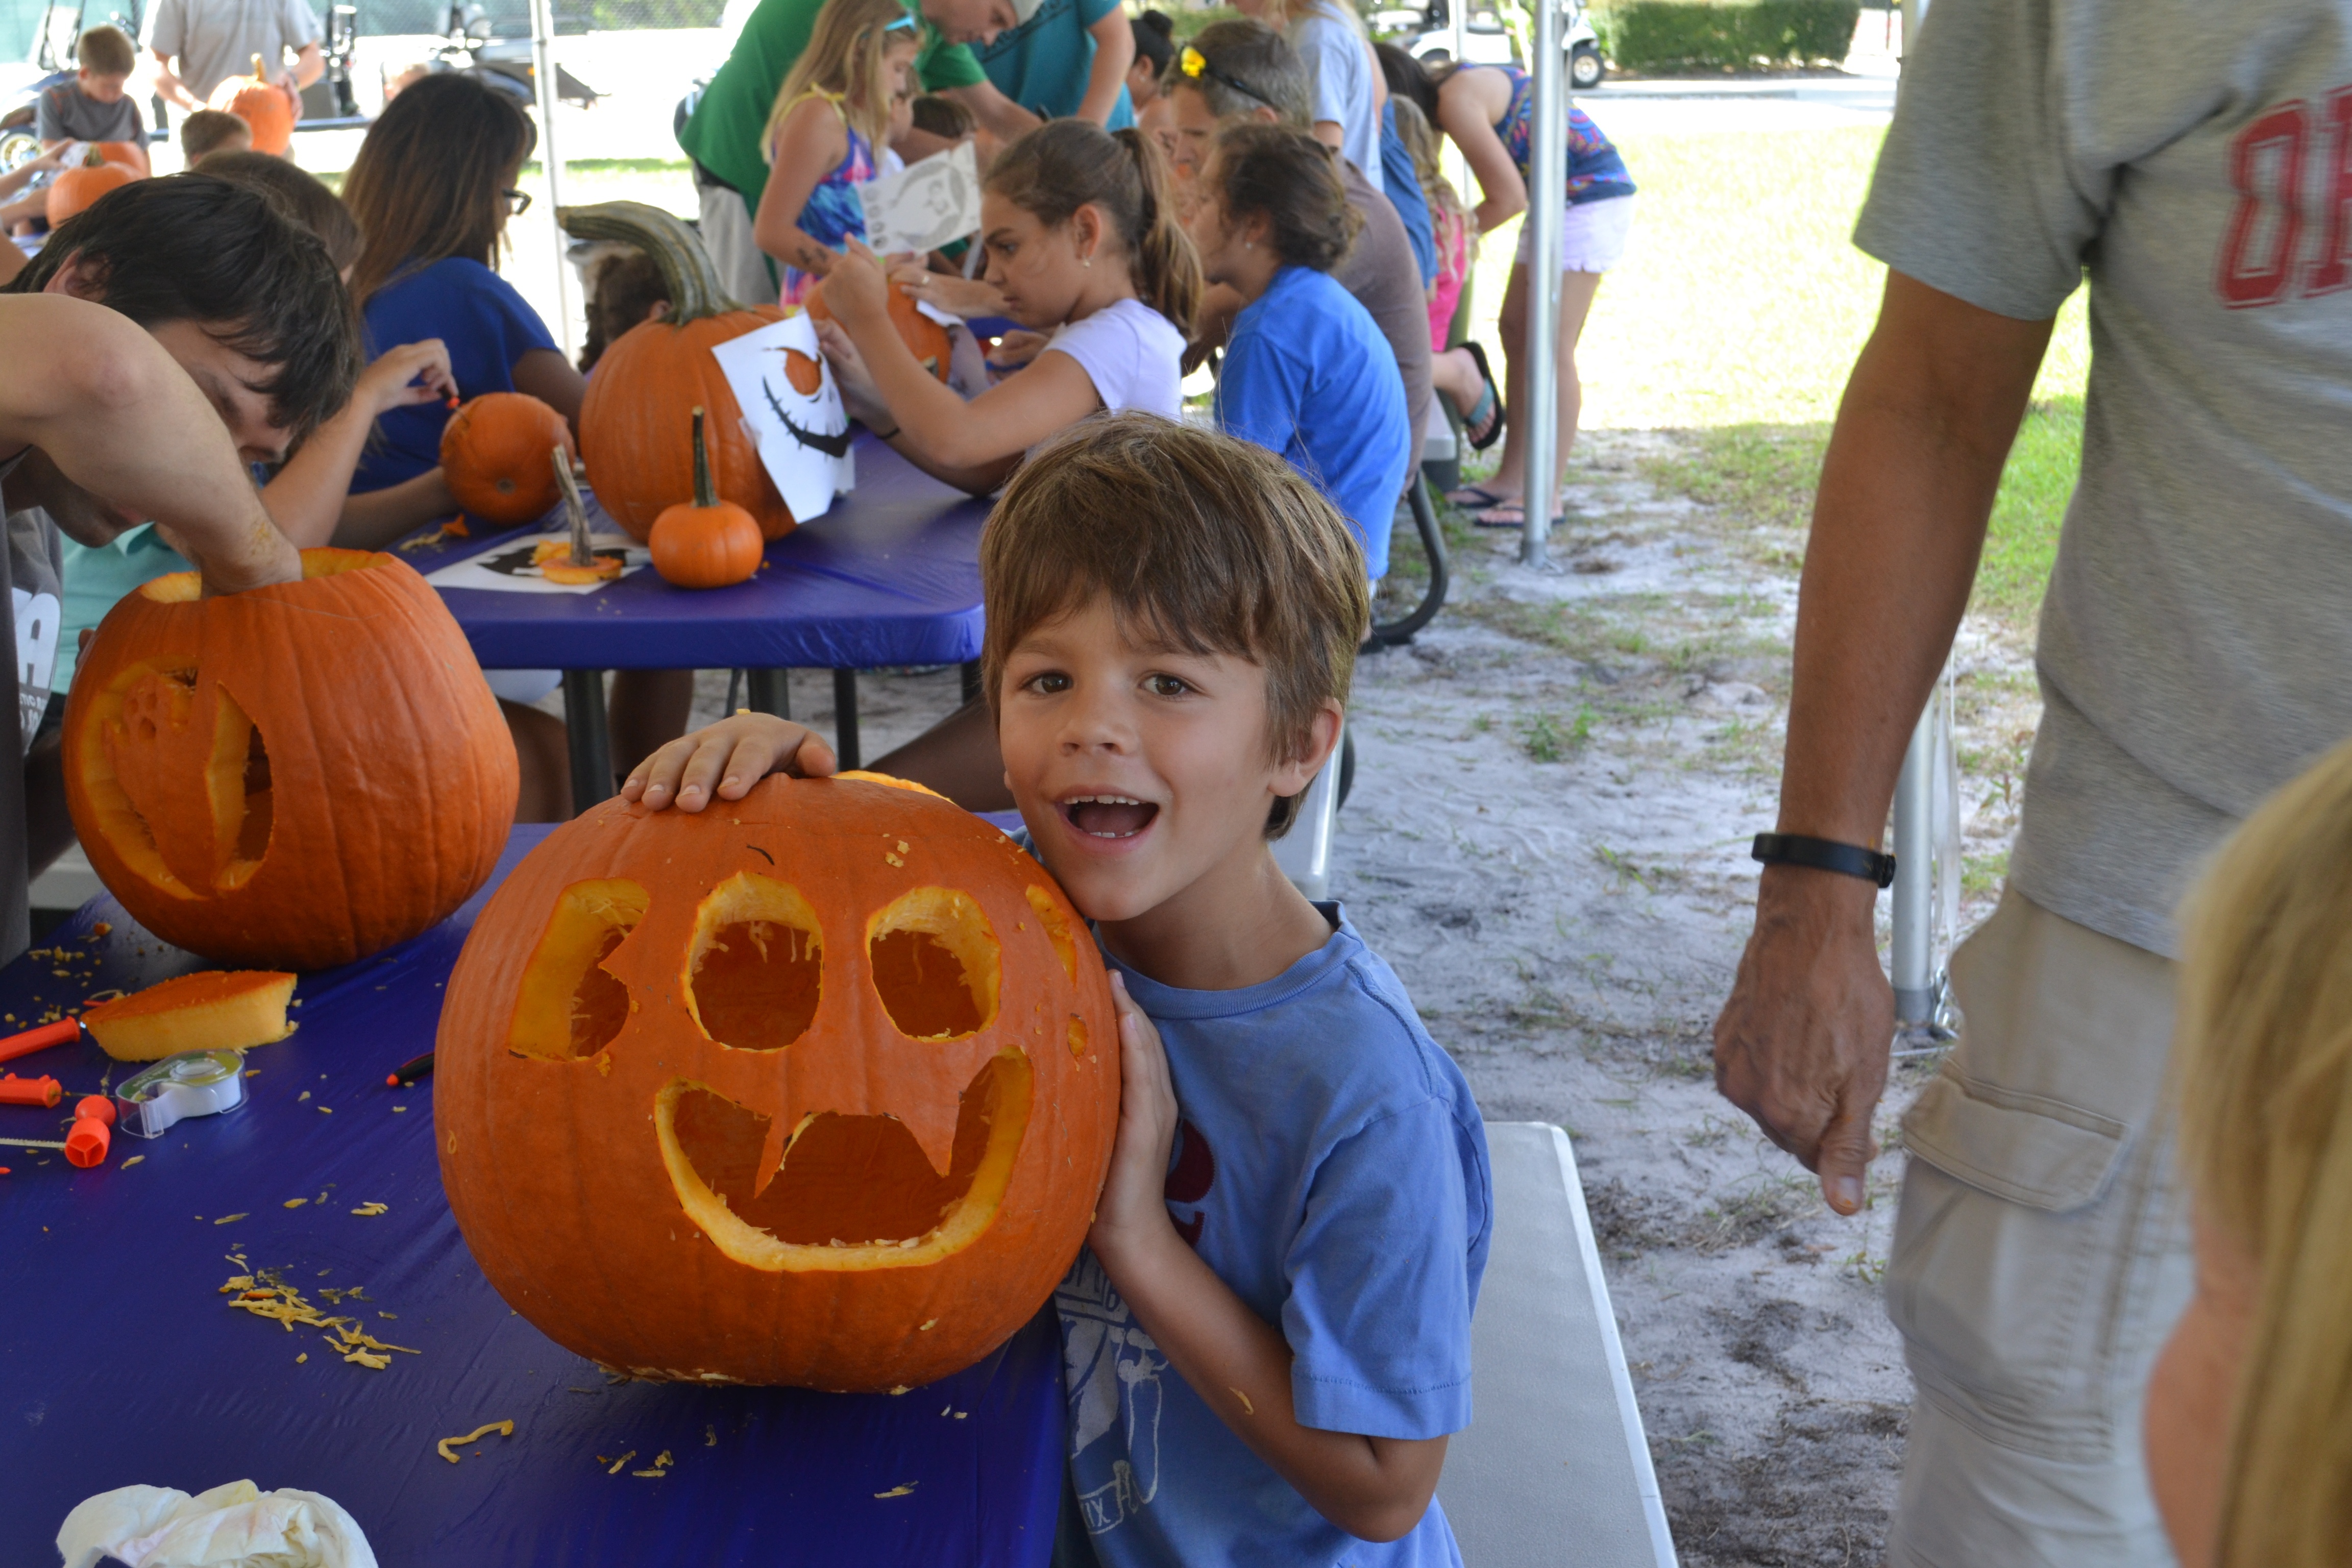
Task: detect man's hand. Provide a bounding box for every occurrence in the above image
[1713,866,1893,1215]
[619,712,837,813]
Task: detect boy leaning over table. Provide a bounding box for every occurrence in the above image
[626,411,1493,1566]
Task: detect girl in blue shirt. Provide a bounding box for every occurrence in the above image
[1191,121,1410,577]
[341,71,685,813]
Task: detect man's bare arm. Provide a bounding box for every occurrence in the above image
[1712,271,2051,1213]
[0,295,297,593]
[943,79,1040,142]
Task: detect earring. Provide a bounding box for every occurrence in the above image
[1243,240,1253,250]
[1082,253,1092,268]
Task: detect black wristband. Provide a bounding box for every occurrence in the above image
[1751,832,1897,889]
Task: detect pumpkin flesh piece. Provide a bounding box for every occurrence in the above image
[508,879,647,1061]
[655,1046,1032,1271]
[682,873,822,1052]
[84,969,296,1061]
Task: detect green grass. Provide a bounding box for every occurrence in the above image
[1454,125,2093,635]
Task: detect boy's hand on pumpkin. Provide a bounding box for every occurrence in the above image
[361,339,457,415]
[621,713,838,813]
[1089,971,1182,1267]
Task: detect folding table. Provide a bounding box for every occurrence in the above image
[0,826,1065,1566]
[408,434,990,808]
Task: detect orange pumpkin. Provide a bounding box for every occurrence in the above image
[650,406,765,589]
[94,140,150,177]
[63,550,519,970]
[45,148,137,227]
[440,392,575,526]
[208,55,293,156]
[805,277,953,383]
[434,773,1119,1390]
[563,201,793,543]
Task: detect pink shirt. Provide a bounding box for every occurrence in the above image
[1427,206,1467,352]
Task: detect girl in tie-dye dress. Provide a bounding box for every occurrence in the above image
[751,0,918,306]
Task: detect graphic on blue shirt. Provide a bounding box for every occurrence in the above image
[1053,910,1491,1567]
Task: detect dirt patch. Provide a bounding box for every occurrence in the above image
[1338,429,2037,1566]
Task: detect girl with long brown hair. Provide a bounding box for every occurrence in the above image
[816,117,1199,496]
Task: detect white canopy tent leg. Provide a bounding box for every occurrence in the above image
[530,0,579,360]
[1519,0,1565,568]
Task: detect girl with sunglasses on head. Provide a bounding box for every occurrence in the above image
[753,0,921,306]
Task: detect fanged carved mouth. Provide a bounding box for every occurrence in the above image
[1058,795,1158,840]
[653,1048,1031,1272]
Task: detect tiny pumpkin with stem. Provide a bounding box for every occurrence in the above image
[650,407,765,589]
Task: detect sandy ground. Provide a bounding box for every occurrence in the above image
[641,426,2044,1566]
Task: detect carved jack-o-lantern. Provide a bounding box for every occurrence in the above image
[62,549,519,969]
[434,774,1118,1390]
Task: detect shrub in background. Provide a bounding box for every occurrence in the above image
[1595,0,1858,71]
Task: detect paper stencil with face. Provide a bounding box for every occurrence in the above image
[709,312,853,525]
[858,141,981,256]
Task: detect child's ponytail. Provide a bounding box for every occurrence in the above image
[1111,126,1200,335]
[987,120,1203,335]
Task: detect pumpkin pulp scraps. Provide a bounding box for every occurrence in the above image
[219,1261,417,1369]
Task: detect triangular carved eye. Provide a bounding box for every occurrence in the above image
[508,879,647,1061]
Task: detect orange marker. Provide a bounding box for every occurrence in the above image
[0,1073,61,1108]
[0,1016,81,1066]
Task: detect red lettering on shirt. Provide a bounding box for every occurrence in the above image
[2307,86,2352,295]
[2217,100,2310,307]
[1164,1118,1214,1248]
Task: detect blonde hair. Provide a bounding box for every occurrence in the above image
[2173,733,2352,1566]
[766,0,917,162]
[980,414,1368,837]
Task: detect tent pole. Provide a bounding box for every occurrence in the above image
[529,0,578,360]
[1518,0,1564,568]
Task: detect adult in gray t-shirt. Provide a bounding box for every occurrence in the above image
[1709,0,2352,1559]
[143,0,321,113]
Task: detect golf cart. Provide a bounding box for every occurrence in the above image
[1399,0,1606,90]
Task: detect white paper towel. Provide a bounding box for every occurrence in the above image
[57,1481,376,1568]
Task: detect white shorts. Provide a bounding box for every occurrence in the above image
[1514,194,1634,273]
[484,668,562,706]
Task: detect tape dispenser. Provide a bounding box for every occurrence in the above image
[114,1049,247,1139]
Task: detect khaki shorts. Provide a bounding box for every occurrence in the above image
[693,170,778,308]
[1884,890,2193,1568]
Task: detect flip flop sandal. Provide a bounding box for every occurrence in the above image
[1472,499,1565,530]
[1446,484,1511,509]
[1461,342,1507,451]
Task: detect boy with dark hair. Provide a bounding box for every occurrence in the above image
[0,169,361,962]
[37,26,146,160]
[624,412,1491,1566]
[180,107,253,163]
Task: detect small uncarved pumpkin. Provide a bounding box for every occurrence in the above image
[45,149,137,227]
[562,202,793,543]
[94,140,150,176]
[804,279,952,383]
[63,549,519,969]
[650,406,765,589]
[436,773,1119,1390]
[208,56,293,156]
[440,393,576,526]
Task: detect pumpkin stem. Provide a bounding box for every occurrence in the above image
[557,201,740,324]
[690,406,715,510]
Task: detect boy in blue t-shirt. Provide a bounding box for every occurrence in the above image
[622,413,1491,1565]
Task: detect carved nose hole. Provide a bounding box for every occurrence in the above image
[867,887,999,1041]
[686,872,823,1052]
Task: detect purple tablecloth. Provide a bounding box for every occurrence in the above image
[0,826,1063,1566]
[404,433,989,672]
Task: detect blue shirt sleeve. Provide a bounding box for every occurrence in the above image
[1283,1095,1479,1440]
